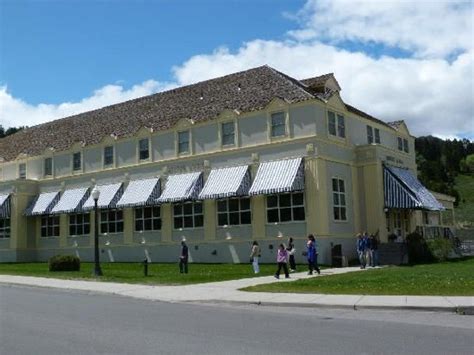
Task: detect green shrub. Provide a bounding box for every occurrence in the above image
[49,255,81,272]
[406,232,433,264]
[426,238,453,262]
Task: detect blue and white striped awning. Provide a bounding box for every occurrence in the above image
[384,166,444,211]
[158,172,203,203]
[249,157,305,195]
[199,165,250,200]
[51,187,89,214]
[0,194,11,218]
[116,177,161,208]
[25,191,60,216]
[81,183,123,211]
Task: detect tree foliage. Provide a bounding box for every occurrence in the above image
[415,136,474,206]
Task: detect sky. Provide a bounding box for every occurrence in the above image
[0,0,473,140]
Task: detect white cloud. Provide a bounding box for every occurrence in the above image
[0,80,175,129]
[1,0,472,140]
[291,0,473,59]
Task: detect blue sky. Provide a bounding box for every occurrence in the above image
[1,0,305,104]
[0,0,472,139]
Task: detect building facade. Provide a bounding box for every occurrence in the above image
[0,66,453,264]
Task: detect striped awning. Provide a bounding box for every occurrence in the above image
[249,157,304,195]
[384,166,444,211]
[158,172,203,203]
[25,191,60,216]
[0,194,11,218]
[199,165,250,200]
[51,187,89,214]
[116,177,161,208]
[81,183,123,211]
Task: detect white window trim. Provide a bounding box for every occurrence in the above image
[18,162,27,179]
[173,201,203,230]
[134,206,162,232]
[265,191,306,224]
[327,110,346,141]
[176,129,192,156]
[267,109,290,142]
[102,144,116,169]
[137,137,151,162]
[219,120,237,149]
[99,209,124,235]
[216,197,252,227]
[331,177,348,223]
[71,151,83,174]
[43,156,54,178]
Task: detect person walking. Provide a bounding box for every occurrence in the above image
[250,241,261,274]
[287,237,296,272]
[363,231,371,267]
[179,239,189,274]
[274,244,290,279]
[307,234,321,275]
[356,233,367,269]
[369,234,379,267]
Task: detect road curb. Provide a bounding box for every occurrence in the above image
[190,299,472,314]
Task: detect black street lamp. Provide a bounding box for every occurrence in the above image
[91,186,103,276]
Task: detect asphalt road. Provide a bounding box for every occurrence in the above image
[1,285,473,355]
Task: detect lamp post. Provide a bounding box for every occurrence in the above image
[92,186,103,276]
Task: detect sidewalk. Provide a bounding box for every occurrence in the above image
[1,266,472,314]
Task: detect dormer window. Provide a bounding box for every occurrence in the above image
[139,138,150,160]
[72,152,81,171]
[19,163,26,179]
[271,112,286,137]
[178,130,190,154]
[44,157,53,176]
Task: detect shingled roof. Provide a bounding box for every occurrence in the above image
[345,104,393,129]
[0,65,394,162]
[0,65,319,162]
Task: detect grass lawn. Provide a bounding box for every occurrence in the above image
[0,262,279,285]
[242,257,474,296]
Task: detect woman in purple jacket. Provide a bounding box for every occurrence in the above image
[274,244,290,279]
[307,234,321,275]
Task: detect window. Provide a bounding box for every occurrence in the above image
[266,192,305,223]
[44,158,53,176]
[41,216,60,237]
[104,146,114,167]
[374,128,381,144]
[270,112,286,137]
[367,126,374,144]
[178,130,190,154]
[328,111,345,138]
[139,138,150,160]
[100,210,124,234]
[337,114,345,138]
[217,197,251,226]
[328,111,336,136]
[332,178,347,221]
[73,152,81,171]
[0,218,10,239]
[403,138,409,153]
[19,163,26,179]
[69,213,90,236]
[135,206,161,231]
[221,122,235,146]
[173,202,203,229]
[397,137,403,151]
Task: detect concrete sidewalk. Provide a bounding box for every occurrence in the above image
[1,266,472,314]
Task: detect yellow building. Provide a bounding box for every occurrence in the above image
[0,66,453,263]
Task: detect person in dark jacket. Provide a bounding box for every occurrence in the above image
[356,233,367,269]
[179,239,189,274]
[306,234,320,275]
[369,234,379,267]
[287,237,296,272]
